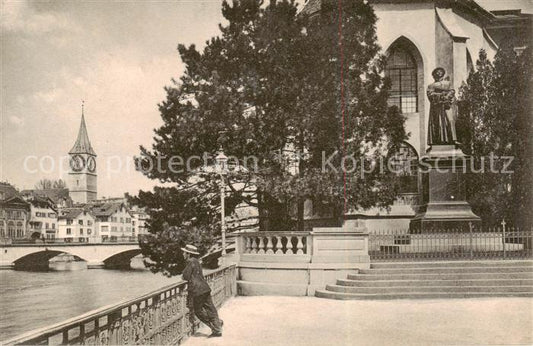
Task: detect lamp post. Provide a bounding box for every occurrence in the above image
[215,146,228,256]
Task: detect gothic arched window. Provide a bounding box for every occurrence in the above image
[386,46,418,113]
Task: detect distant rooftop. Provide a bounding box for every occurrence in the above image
[301,0,496,21]
[86,201,128,217]
[0,182,20,201]
[58,208,87,220]
[20,189,72,207]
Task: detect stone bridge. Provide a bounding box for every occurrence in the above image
[0,242,142,270]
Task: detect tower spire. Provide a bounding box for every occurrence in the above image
[69,102,96,156]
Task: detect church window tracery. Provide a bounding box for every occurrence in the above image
[385,45,418,113]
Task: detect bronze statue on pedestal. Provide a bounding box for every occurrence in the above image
[411,67,480,232]
[427,67,458,145]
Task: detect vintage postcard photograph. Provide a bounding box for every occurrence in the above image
[1,0,532,345]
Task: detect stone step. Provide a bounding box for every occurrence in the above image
[315,289,533,300]
[347,272,533,281]
[359,266,532,275]
[370,260,533,269]
[325,284,533,294]
[337,278,533,287]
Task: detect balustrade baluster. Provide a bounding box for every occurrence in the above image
[244,237,251,253]
[257,237,265,254]
[275,236,283,254]
[296,236,304,254]
[266,236,274,254]
[250,237,257,254]
[285,237,294,254]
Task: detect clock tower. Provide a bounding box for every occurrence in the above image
[68,103,97,204]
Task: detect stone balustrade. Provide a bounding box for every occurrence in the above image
[235,224,370,296]
[3,265,237,345]
[241,232,309,255]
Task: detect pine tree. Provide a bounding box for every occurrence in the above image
[133,0,406,275]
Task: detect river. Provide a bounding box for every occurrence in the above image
[0,263,180,341]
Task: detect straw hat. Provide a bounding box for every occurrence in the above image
[181,244,200,255]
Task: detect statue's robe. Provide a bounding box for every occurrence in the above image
[427,82,456,145]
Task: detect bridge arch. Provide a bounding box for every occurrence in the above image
[102,249,143,269]
[14,250,84,271]
[1,243,141,270]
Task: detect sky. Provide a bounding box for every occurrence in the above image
[1,0,532,197]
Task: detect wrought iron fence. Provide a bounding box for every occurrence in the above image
[369,224,533,261]
[3,265,237,345]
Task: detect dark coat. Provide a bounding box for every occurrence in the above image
[182,257,211,297]
[427,80,456,145]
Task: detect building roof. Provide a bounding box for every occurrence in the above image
[69,111,96,156]
[58,208,93,220]
[25,195,57,210]
[87,202,128,218]
[0,182,20,201]
[20,189,73,207]
[0,196,30,210]
[487,9,532,48]
[0,183,30,210]
[94,196,128,204]
[300,0,496,22]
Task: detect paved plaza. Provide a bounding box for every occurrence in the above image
[185,296,533,346]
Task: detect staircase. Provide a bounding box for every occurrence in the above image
[315,260,533,299]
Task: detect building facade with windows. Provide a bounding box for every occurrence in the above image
[301,0,529,230]
[372,0,499,156]
[130,206,150,238]
[24,195,58,240]
[89,202,134,240]
[57,208,96,242]
[0,182,31,241]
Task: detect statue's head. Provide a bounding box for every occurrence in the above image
[432,67,446,81]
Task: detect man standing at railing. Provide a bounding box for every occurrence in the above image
[181,244,224,338]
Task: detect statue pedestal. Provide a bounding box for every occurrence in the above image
[410,145,480,232]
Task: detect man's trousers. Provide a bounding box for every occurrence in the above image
[192,292,222,333]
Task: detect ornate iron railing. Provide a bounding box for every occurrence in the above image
[369,226,533,261]
[3,265,237,345]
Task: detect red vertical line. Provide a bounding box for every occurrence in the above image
[337,0,347,216]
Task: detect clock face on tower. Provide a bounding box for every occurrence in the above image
[70,154,85,172]
[87,156,96,173]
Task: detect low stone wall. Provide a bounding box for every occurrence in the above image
[235,223,370,296]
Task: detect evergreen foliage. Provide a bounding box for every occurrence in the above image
[133,0,406,276]
[458,46,532,227]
